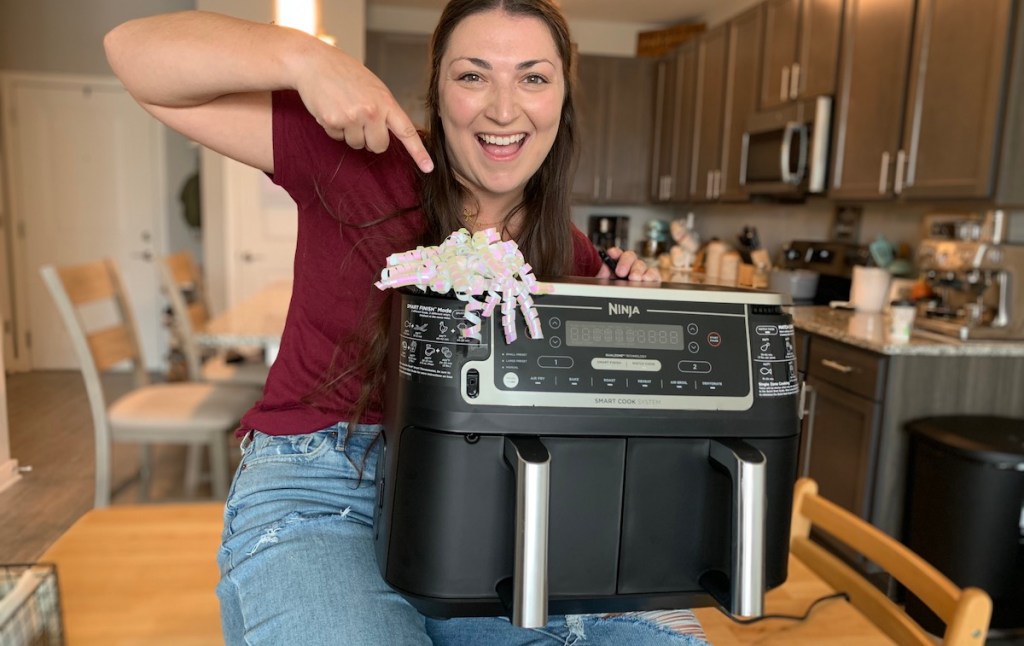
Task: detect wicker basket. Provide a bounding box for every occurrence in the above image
[636,23,706,57]
[0,564,63,646]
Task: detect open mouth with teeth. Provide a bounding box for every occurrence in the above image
[477,133,527,159]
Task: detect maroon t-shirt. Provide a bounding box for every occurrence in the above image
[238,90,602,435]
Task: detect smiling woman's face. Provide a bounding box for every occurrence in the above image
[438,9,565,206]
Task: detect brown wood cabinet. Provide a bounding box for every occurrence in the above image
[365,31,430,130]
[759,0,843,110]
[690,25,729,203]
[832,0,1024,204]
[572,55,655,204]
[898,0,1019,201]
[829,0,915,200]
[720,4,765,201]
[649,44,698,203]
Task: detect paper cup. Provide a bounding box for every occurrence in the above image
[888,303,916,343]
[850,266,891,313]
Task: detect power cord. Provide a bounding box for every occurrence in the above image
[716,591,851,625]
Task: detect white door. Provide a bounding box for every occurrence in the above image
[223,157,296,305]
[2,73,166,371]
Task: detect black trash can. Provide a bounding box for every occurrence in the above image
[903,416,1024,634]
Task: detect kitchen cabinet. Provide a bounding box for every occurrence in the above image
[719,4,764,201]
[365,31,430,130]
[572,55,655,204]
[650,8,763,203]
[649,44,698,203]
[799,337,886,519]
[829,0,916,200]
[897,0,1023,201]
[832,0,1024,203]
[759,0,844,110]
[689,25,728,203]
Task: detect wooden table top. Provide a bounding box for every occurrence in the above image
[40,502,893,645]
[196,280,291,349]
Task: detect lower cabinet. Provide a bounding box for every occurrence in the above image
[799,336,886,521]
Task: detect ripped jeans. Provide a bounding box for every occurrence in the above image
[216,426,707,646]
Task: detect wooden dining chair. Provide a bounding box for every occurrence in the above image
[790,477,991,645]
[41,258,259,507]
[158,251,269,386]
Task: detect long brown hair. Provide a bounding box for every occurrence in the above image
[318,0,579,436]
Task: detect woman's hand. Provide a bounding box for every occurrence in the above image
[291,42,434,173]
[596,248,661,282]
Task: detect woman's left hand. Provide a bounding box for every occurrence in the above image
[597,248,661,282]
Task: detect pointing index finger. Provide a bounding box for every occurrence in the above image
[388,111,434,173]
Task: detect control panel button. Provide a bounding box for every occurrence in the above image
[538,356,574,369]
[678,360,712,373]
[548,336,562,348]
[548,317,562,330]
[707,332,722,347]
[502,372,520,388]
[688,341,700,353]
[687,323,699,335]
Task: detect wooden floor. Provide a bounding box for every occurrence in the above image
[0,370,240,564]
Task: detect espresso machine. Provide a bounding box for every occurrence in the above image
[375,279,801,627]
[916,210,1024,340]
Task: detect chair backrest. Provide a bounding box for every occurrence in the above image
[789,478,991,646]
[158,251,210,382]
[41,258,150,507]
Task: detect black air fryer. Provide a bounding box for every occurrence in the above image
[374,278,801,627]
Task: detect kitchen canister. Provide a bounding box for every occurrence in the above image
[719,251,741,284]
[850,266,892,313]
[704,241,728,278]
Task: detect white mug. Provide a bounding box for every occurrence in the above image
[850,266,891,313]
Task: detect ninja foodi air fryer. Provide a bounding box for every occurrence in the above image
[374,279,801,627]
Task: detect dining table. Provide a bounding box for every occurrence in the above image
[195,280,291,365]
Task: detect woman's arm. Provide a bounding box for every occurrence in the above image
[104,11,432,173]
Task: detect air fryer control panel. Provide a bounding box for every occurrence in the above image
[396,282,797,413]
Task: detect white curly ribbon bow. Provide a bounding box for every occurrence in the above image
[374,228,549,343]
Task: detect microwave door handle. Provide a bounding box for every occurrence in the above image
[794,124,809,185]
[779,122,803,185]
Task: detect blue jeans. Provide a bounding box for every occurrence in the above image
[216,426,707,645]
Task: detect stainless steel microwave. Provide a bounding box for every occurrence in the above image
[741,96,832,197]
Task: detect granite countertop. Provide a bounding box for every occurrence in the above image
[789,306,1024,357]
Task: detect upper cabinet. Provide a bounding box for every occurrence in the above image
[720,4,766,201]
[690,25,730,203]
[898,0,1021,201]
[759,0,843,110]
[829,0,916,200]
[649,44,699,203]
[573,55,656,204]
[831,0,1024,203]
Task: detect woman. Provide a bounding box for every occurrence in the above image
[105,2,701,644]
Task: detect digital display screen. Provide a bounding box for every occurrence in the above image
[565,321,684,350]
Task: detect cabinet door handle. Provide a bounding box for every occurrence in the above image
[878,151,890,194]
[714,170,722,198]
[789,63,801,99]
[820,358,854,374]
[894,149,907,194]
[706,171,713,198]
[799,381,817,478]
[780,65,790,102]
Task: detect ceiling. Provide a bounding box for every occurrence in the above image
[367,0,750,26]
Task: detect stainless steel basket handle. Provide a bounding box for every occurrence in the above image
[503,435,551,628]
[708,438,767,617]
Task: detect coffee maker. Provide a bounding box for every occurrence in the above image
[916,210,1024,340]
